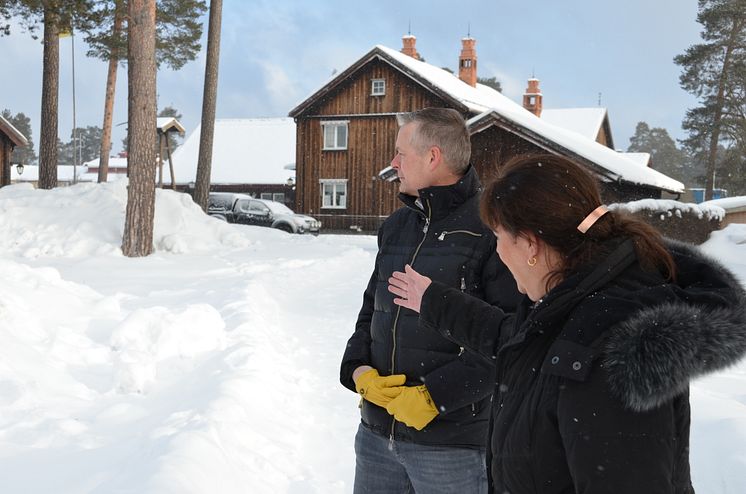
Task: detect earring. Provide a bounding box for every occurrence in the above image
[527,257,537,267]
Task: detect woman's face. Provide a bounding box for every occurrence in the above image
[494,225,547,302]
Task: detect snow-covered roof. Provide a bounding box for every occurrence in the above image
[621,152,651,167]
[0,115,29,148]
[702,196,746,213]
[541,108,608,141]
[157,117,186,136]
[372,46,684,193]
[291,44,684,194]
[170,118,296,185]
[83,157,128,170]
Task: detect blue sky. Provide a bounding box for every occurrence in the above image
[1,0,702,157]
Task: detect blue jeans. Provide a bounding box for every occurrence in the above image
[353,423,488,494]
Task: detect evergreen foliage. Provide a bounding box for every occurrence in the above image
[1,109,37,166]
[627,121,692,183]
[84,0,206,70]
[477,76,502,93]
[674,0,746,199]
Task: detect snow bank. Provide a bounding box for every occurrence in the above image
[0,181,744,493]
[0,181,251,259]
[611,198,725,221]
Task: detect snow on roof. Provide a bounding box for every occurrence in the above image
[156,117,186,136]
[82,157,128,170]
[702,196,746,213]
[620,152,651,167]
[611,198,725,222]
[0,115,29,147]
[171,118,296,185]
[540,108,607,140]
[375,45,684,193]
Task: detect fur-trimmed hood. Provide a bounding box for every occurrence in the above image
[603,240,746,412]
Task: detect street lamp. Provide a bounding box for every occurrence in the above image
[12,162,23,175]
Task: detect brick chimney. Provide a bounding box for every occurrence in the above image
[459,37,477,87]
[401,35,420,60]
[523,78,543,117]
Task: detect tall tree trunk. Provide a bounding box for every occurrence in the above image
[193,0,223,211]
[38,5,60,189]
[704,16,743,200]
[122,0,157,257]
[98,0,124,183]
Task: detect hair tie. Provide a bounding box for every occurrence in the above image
[577,205,609,234]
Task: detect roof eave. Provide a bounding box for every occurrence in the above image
[0,116,29,148]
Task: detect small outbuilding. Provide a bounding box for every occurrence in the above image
[0,114,29,186]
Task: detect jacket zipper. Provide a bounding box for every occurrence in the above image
[389,198,432,448]
[437,229,482,241]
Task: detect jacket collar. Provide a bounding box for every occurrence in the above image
[532,238,746,413]
[398,165,481,221]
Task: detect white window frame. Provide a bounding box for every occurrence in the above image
[320,179,348,209]
[371,78,386,96]
[322,120,349,150]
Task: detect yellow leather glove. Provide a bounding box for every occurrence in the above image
[355,369,407,408]
[383,385,439,430]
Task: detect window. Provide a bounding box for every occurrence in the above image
[320,179,348,209]
[322,121,348,150]
[528,95,536,105]
[461,59,472,68]
[371,79,386,96]
[261,192,285,203]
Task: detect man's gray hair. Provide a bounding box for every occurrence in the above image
[397,108,471,174]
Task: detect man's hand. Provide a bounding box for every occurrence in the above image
[382,384,439,430]
[354,368,407,408]
[388,264,432,313]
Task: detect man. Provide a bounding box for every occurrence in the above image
[340,108,520,493]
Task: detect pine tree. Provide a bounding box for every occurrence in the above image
[85,0,206,182]
[1,109,37,166]
[121,0,158,257]
[674,0,746,200]
[477,76,503,93]
[0,1,99,189]
[193,0,222,212]
[627,121,690,181]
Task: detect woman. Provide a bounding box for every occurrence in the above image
[387,154,746,493]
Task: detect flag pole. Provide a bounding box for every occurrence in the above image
[71,29,78,184]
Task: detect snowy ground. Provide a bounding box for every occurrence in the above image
[0,181,744,493]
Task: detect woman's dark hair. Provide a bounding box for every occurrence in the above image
[480,154,675,288]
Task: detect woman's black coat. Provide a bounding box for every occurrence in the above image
[420,239,746,493]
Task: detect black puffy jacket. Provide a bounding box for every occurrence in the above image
[421,239,746,493]
[340,166,520,448]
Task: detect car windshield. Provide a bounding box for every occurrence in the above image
[262,201,294,215]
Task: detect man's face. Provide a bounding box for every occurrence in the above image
[391,123,431,196]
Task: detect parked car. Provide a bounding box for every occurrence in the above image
[208,193,322,234]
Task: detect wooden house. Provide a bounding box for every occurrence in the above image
[0,115,29,186]
[289,36,684,231]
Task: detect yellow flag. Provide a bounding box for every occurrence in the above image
[59,29,72,38]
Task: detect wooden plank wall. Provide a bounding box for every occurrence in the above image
[295,58,451,223]
[470,126,545,186]
[0,137,11,186]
